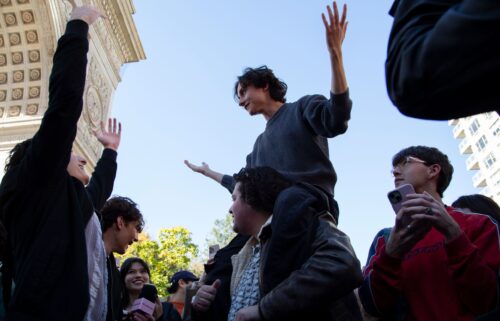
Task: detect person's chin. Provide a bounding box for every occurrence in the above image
[79,171,90,185]
[394,179,405,187]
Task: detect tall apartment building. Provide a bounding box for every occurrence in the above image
[449,112,500,204]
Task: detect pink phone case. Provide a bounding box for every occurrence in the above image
[387,184,415,214]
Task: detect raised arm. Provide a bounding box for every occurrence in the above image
[86,118,121,210]
[25,6,104,185]
[298,3,351,138]
[386,0,500,119]
[184,160,223,184]
[184,160,239,194]
[322,2,348,95]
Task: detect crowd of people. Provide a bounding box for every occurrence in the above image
[0,1,498,321]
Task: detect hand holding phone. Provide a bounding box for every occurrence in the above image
[388,184,415,227]
[128,284,158,317]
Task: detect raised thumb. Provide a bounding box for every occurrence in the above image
[212,279,221,289]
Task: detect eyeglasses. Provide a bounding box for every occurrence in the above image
[391,156,430,175]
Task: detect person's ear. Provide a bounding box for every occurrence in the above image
[116,216,124,230]
[428,164,441,180]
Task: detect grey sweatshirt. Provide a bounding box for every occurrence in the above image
[222,90,352,196]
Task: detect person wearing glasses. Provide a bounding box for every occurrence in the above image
[358,146,500,321]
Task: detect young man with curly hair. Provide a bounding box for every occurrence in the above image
[193,167,362,321]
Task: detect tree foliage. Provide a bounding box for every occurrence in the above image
[205,212,236,249]
[117,226,199,298]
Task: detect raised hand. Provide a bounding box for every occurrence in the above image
[94,118,121,151]
[70,5,106,26]
[184,160,211,175]
[322,2,348,58]
[184,160,224,184]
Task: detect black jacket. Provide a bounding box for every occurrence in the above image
[107,253,123,321]
[193,234,250,321]
[195,184,361,321]
[386,0,500,120]
[257,184,363,321]
[0,20,116,321]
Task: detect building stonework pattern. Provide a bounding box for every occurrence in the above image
[0,0,145,175]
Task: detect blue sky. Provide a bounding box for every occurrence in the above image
[110,0,477,264]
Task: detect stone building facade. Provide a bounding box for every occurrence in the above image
[0,0,145,177]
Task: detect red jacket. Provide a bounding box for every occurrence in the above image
[360,207,500,321]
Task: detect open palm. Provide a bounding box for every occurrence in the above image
[94,118,121,151]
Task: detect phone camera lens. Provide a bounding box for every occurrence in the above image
[389,191,402,204]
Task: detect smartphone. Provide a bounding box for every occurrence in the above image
[387,184,415,226]
[388,184,415,213]
[139,283,158,303]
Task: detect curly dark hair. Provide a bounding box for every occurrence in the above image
[119,257,151,307]
[392,146,454,197]
[4,139,32,173]
[233,167,293,213]
[234,66,288,103]
[452,194,500,223]
[100,196,144,233]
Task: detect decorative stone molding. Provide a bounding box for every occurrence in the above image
[8,105,21,116]
[0,0,145,172]
[25,103,37,114]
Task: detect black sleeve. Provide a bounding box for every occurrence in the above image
[386,0,500,120]
[20,20,89,186]
[221,175,235,194]
[86,148,117,210]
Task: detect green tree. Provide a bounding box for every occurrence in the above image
[205,212,235,249]
[118,226,199,298]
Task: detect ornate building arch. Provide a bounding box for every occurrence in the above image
[0,0,145,173]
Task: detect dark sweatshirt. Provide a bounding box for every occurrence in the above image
[0,20,116,321]
[221,91,352,197]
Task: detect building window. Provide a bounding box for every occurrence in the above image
[484,112,493,120]
[493,126,500,137]
[492,169,500,187]
[476,135,488,151]
[469,119,480,135]
[484,153,497,169]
